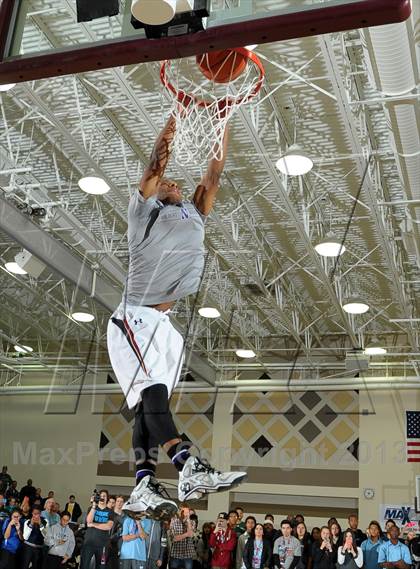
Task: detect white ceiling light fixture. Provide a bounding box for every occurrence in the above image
[342,298,370,314]
[71,311,95,323]
[78,175,110,195]
[198,307,221,318]
[236,349,256,359]
[14,344,33,353]
[275,144,313,176]
[5,261,28,275]
[364,339,387,356]
[0,83,16,92]
[314,232,346,258]
[364,345,387,355]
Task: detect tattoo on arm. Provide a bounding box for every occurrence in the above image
[146,118,176,182]
[140,116,177,197]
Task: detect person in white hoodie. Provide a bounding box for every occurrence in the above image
[21,506,49,569]
[44,511,76,568]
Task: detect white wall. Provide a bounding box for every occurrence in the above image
[0,393,104,510]
[358,389,420,529]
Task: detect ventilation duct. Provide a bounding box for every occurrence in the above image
[393,105,420,204]
[361,15,420,261]
[363,22,416,96]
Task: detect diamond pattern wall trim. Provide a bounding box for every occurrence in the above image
[231,390,359,468]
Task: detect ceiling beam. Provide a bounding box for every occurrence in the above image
[1,377,419,395]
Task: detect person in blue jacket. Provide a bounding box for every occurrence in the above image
[0,509,23,569]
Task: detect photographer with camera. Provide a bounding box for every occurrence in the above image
[80,489,114,569]
[209,512,238,569]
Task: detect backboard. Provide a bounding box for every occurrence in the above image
[0,0,412,85]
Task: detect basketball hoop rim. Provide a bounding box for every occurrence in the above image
[160,47,265,110]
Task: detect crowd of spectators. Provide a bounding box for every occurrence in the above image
[1,466,420,569]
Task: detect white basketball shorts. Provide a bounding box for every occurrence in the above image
[107,304,185,409]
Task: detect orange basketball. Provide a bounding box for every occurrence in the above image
[196,49,248,84]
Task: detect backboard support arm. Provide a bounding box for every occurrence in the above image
[0,0,412,86]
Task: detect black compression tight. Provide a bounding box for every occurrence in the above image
[132,384,180,467]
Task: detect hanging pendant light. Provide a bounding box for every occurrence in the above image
[71,311,95,322]
[14,344,33,353]
[78,175,110,195]
[5,261,28,275]
[236,349,256,358]
[314,232,346,257]
[342,297,370,314]
[71,299,95,322]
[276,144,313,176]
[364,338,387,355]
[198,307,221,318]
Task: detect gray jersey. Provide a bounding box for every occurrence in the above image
[273,536,301,569]
[124,192,206,306]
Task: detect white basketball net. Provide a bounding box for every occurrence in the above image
[160,50,264,166]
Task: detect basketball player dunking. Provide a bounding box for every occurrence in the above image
[107,115,246,519]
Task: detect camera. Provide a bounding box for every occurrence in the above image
[17,203,47,217]
[92,489,101,504]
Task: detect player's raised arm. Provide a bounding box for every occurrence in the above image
[140,115,176,199]
[193,126,229,216]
